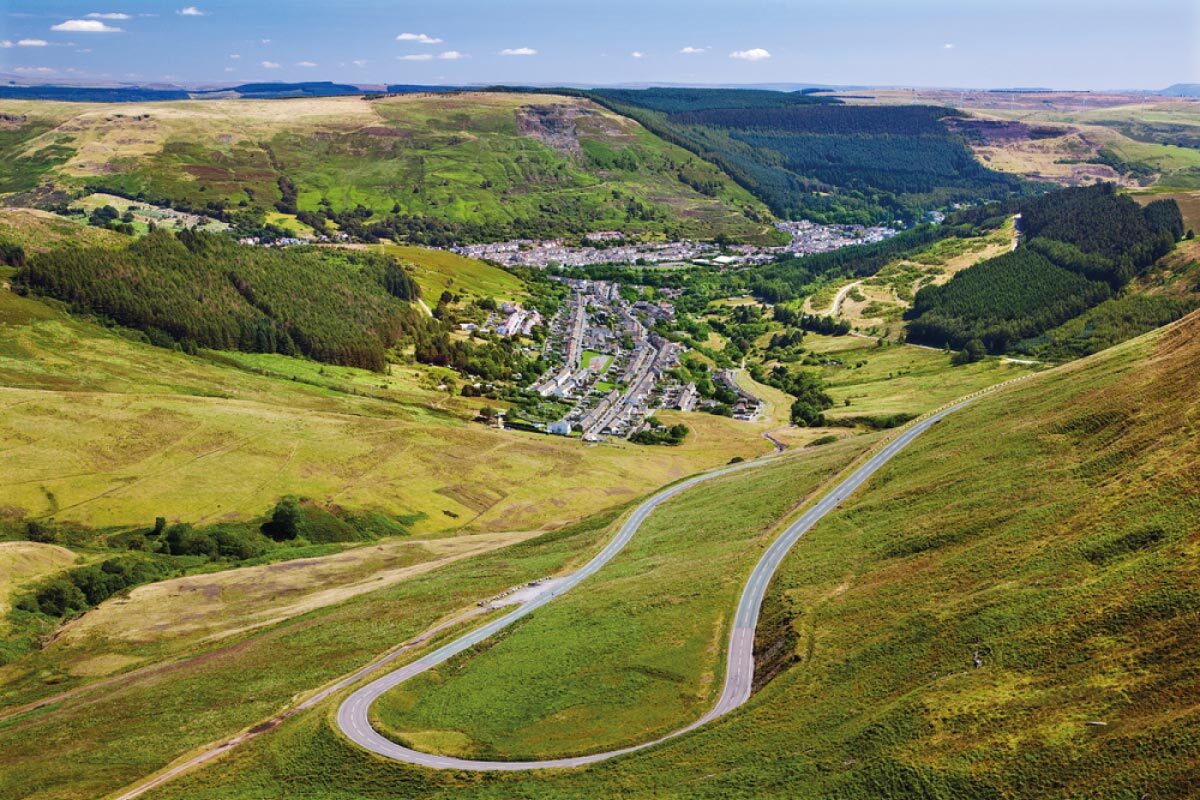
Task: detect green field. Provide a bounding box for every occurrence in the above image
[803,334,1040,419]
[580,350,613,373]
[265,211,317,238]
[133,310,1200,800]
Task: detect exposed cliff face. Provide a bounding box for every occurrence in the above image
[515,104,587,155]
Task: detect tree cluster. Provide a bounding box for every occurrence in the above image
[630,418,690,446]
[755,364,833,426]
[590,88,1026,225]
[15,556,172,618]
[906,185,1184,352]
[15,229,430,371]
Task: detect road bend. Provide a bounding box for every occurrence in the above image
[337,399,972,770]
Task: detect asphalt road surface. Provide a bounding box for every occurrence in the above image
[337,400,969,770]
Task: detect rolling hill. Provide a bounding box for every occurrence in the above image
[906,184,1187,353]
[587,87,1028,225]
[0,92,775,243]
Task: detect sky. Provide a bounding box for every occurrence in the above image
[2,0,1197,90]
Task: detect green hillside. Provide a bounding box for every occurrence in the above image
[0,92,775,243]
[133,310,1199,800]
[14,229,429,371]
[907,184,1185,352]
[589,88,1027,225]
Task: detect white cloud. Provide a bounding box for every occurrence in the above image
[260,60,280,69]
[680,46,705,55]
[396,32,441,44]
[730,47,770,61]
[51,19,122,32]
[295,60,317,67]
[18,38,49,47]
[229,53,240,59]
[260,38,271,44]
[630,51,644,59]
[224,66,234,72]
[398,53,433,61]
[76,48,93,53]
[438,50,467,60]
[943,43,954,49]
[177,6,205,16]
[499,47,536,56]
[0,41,11,49]
[352,59,368,67]
[14,66,56,74]
[86,12,130,19]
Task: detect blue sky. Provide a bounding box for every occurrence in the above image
[2,0,1197,89]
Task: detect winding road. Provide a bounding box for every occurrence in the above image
[336,399,971,771]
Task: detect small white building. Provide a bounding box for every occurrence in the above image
[547,419,572,436]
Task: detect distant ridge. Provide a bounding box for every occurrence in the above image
[208,81,361,98]
[1159,83,1200,97]
[0,80,472,103]
[2,79,1198,104]
[0,81,365,103]
[0,84,191,102]
[384,84,469,94]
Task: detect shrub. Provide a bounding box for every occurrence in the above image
[0,240,26,267]
[263,497,303,541]
[211,526,270,560]
[25,520,57,544]
[24,555,173,618]
[951,338,986,365]
[163,523,218,557]
[262,496,359,544]
[31,579,88,616]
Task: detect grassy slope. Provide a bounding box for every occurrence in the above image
[46,531,538,675]
[382,244,526,304]
[0,207,125,254]
[0,510,623,800]
[802,217,1019,339]
[0,426,873,800]
[369,434,877,760]
[962,100,1200,189]
[804,334,1038,420]
[0,93,773,241]
[145,311,1198,800]
[0,543,77,624]
[0,285,773,535]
